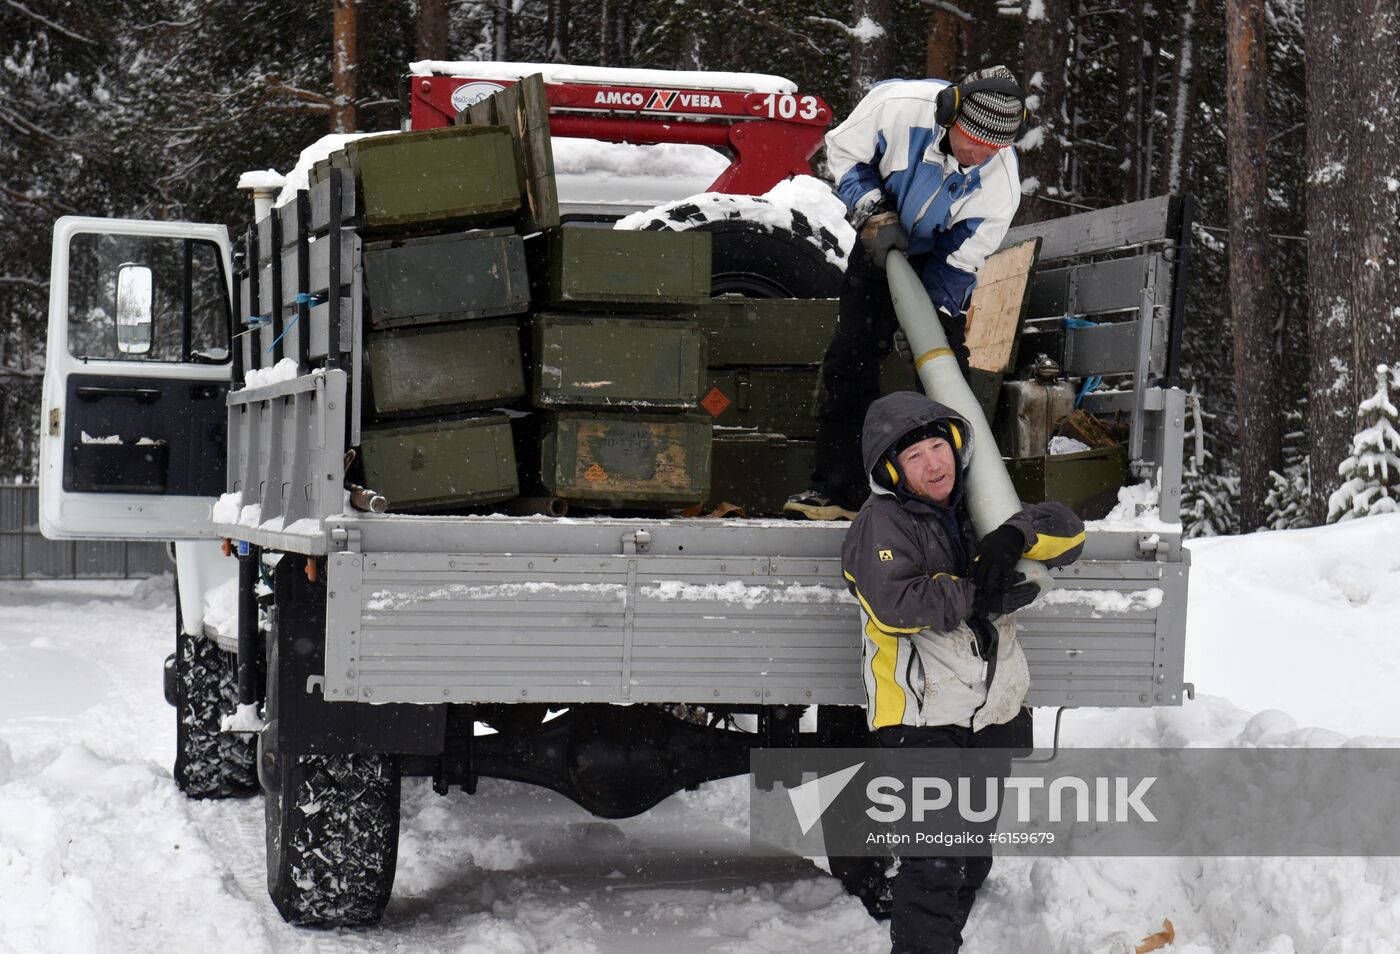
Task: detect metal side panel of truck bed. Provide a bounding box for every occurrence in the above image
[316,512,1190,710]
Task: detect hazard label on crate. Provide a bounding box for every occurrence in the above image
[701,387,731,417]
[584,463,609,482]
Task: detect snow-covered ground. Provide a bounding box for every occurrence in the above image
[3,516,1400,953]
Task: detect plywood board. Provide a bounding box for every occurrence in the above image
[965,237,1040,374]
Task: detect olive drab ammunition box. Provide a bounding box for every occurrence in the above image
[699,368,822,438]
[537,412,712,508]
[360,413,518,512]
[690,296,838,366]
[362,229,529,329]
[708,433,816,517]
[530,227,712,308]
[1006,443,1129,520]
[327,125,522,232]
[531,314,704,411]
[366,318,525,418]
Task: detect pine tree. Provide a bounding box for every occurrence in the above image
[1327,365,1400,522]
[1262,405,1311,530]
[1181,393,1241,537]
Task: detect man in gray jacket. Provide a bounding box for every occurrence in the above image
[838,390,1085,953]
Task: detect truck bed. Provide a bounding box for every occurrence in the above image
[308,512,1189,711]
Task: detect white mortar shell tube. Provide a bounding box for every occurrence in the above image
[884,249,1051,593]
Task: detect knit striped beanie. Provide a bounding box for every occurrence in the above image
[953,65,1024,148]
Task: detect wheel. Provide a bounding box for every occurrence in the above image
[172,588,258,798]
[627,194,849,298]
[264,751,401,927]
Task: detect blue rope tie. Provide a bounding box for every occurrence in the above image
[266,312,301,353]
[1062,316,1103,409]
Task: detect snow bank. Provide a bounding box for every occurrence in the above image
[1184,512,1400,737]
[408,60,798,95]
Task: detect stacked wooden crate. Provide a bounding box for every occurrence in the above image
[313,125,532,512]
[693,296,837,516]
[237,74,849,517]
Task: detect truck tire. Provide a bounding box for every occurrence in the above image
[172,609,259,799]
[264,751,400,927]
[626,197,848,298]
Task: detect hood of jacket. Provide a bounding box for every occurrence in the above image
[861,391,975,502]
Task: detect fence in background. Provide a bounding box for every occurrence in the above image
[0,485,169,579]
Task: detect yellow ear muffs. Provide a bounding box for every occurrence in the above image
[884,460,901,485]
[948,422,963,450]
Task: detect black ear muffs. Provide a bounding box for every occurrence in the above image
[934,77,1031,142]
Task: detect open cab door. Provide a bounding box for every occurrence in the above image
[40,217,234,540]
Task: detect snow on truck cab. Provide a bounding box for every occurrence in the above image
[38,63,1195,927]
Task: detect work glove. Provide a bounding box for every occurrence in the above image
[859,211,907,269]
[972,572,1041,617]
[938,307,972,375]
[972,522,1027,594]
[849,192,892,231]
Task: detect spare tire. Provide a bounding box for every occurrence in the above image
[625,195,849,299]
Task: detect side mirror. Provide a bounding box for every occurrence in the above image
[115,262,153,355]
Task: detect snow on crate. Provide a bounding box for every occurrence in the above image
[614,175,856,268]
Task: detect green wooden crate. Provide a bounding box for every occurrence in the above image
[530,227,712,309]
[532,314,704,411]
[339,126,522,231]
[539,412,711,508]
[1006,443,1128,520]
[691,296,838,366]
[363,228,529,329]
[700,368,823,438]
[709,433,816,516]
[360,413,518,512]
[366,318,525,418]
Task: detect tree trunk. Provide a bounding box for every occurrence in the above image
[1304,0,1356,521]
[414,0,448,62]
[548,0,571,63]
[1225,0,1280,531]
[850,0,894,101]
[1114,0,1144,203]
[492,0,511,61]
[599,0,614,64]
[1160,0,1198,196]
[1019,0,1070,222]
[964,1,1020,74]
[1351,0,1400,380]
[925,7,960,79]
[331,0,358,133]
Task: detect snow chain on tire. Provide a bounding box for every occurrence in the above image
[265,752,401,927]
[172,630,259,799]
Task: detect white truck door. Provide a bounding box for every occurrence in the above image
[40,216,235,540]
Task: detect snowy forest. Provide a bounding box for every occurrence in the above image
[1,0,1396,535]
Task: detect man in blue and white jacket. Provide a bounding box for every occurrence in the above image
[785,66,1028,522]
